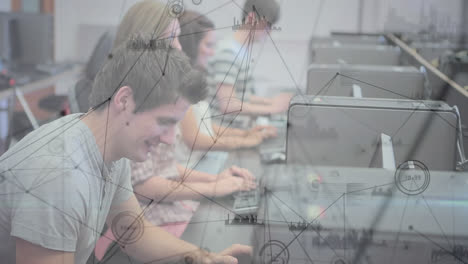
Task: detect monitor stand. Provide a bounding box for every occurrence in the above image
[381,133,396,170]
[352,84,363,98]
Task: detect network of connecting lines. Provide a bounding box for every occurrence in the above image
[0,1,466,264]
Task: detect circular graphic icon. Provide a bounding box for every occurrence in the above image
[395,160,430,196]
[168,0,184,18]
[192,0,202,5]
[258,240,289,264]
[111,211,145,245]
[330,256,349,264]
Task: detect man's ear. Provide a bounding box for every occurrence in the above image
[112,86,134,112]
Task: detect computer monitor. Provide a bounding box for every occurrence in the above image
[0,12,53,66]
[0,12,14,62]
[12,12,54,65]
[309,35,388,46]
[309,44,401,65]
[286,96,459,171]
[306,64,425,100]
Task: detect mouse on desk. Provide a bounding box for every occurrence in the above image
[260,151,286,164]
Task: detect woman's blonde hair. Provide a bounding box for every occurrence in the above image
[90,0,207,112]
[114,0,173,49]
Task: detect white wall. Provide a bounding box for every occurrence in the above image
[0,1,11,12]
[54,0,464,87]
[362,0,463,34]
[55,0,363,62]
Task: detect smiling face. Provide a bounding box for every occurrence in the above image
[113,87,191,162]
[196,30,215,69]
[127,99,190,162]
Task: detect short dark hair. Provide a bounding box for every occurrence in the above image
[178,10,215,66]
[242,0,280,25]
[89,41,207,112]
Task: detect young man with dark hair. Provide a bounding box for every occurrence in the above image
[207,0,292,120]
[0,44,250,263]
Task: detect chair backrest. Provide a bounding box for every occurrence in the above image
[0,93,16,154]
[70,29,115,113]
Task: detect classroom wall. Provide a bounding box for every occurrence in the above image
[54,0,464,87]
[54,0,361,63]
[0,1,11,12]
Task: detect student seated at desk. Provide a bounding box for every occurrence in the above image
[93,2,256,261]
[206,0,292,119]
[175,10,278,166]
[0,40,250,264]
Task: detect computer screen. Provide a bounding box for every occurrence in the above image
[309,35,387,46]
[306,64,425,100]
[286,96,458,171]
[0,12,53,66]
[0,12,14,62]
[309,44,401,65]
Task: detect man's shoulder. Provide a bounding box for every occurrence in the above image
[0,114,97,191]
[2,114,89,165]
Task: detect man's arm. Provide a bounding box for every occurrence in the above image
[16,238,75,264]
[106,194,248,263]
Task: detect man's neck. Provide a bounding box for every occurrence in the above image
[81,110,119,164]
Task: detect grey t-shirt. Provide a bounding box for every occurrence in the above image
[0,113,133,264]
